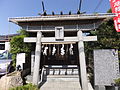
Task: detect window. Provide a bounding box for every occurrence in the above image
[0,44,5,50]
[0,51,12,60]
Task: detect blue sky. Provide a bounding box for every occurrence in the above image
[0,0,110,35]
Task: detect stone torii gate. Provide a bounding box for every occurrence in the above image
[24,30,97,90]
[9,13,115,90]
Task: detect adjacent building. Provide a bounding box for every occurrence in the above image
[0,34,18,53]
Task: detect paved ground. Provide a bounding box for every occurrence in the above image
[39,74,81,90]
[40,81,81,90]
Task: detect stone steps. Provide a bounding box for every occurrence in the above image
[40,82,81,90]
[40,65,94,90]
[40,65,81,90]
[41,87,81,90]
[46,74,79,78]
[40,81,94,90]
[43,75,79,82]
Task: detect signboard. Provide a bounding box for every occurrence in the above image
[110,0,120,32]
[55,27,64,40]
[16,53,25,70]
[94,49,119,86]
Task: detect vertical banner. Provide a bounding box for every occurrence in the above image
[110,0,120,13]
[113,16,120,31]
[109,0,120,32]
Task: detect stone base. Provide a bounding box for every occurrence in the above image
[95,85,119,90]
[95,85,105,90]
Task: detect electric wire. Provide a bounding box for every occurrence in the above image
[93,0,104,12]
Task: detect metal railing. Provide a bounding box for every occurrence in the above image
[40,66,45,83]
[22,22,101,31]
[43,65,79,75]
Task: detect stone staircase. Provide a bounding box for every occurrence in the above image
[40,65,81,90]
[40,81,81,90]
[26,65,93,90]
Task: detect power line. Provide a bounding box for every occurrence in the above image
[93,0,104,12]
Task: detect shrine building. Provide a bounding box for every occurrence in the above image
[9,13,115,90]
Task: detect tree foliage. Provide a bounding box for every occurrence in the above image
[89,19,120,49]
[86,8,120,51]
[10,30,31,66]
[85,16,120,85]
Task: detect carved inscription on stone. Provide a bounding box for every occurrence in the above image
[94,49,119,86]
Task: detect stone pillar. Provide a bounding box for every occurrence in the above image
[77,30,88,90]
[95,85,105,90]
[33,31,42,85]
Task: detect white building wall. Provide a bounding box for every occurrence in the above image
[0,42,10,53]
[5,42,10,51]
[0,50,5,53]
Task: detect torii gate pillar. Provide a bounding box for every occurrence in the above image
[78,30,88,90]
[33,31,42,85]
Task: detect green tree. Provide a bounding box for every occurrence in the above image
[88,19,120,51]
[85,14,120,85]
[10,30,31,66]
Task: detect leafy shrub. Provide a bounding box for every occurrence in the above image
[10,30,31,67]
[114,78,120,86]
[9,83,39,90]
